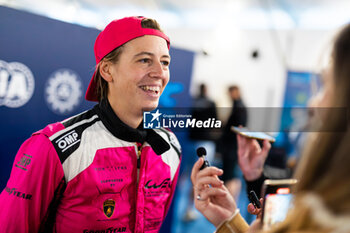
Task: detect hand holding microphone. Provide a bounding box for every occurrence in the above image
[192,147,237,227]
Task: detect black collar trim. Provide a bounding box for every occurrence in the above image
[94,99,170,155]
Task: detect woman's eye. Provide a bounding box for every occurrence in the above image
[161,60,170,66]
[139,58,151,64]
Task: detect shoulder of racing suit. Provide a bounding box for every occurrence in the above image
[36,102,181,181]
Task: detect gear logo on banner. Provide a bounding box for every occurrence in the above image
[0,60,35,108]
[45,69,82,115]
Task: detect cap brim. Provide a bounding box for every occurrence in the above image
[85,70,99,102]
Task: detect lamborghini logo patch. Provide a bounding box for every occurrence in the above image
[103,199,115,218]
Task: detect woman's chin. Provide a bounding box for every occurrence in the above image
[142,102,159,112]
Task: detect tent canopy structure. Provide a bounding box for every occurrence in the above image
[1,0,349,30]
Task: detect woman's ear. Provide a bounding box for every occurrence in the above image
[99,60,113,82]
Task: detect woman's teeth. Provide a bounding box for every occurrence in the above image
[141,86,160,94]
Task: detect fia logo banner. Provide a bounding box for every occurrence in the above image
[45,69,82,115]
[0,60,35,108]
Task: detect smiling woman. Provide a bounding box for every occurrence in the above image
[85,16,172,128]
[0,16,182,233]
[89,17,167,103]
[99,35,170,128]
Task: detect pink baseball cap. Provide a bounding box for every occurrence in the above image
[85,16,170,102]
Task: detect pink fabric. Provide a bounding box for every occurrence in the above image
[0,133,64,232]
[54,146,178,233]
[0,123,180,233]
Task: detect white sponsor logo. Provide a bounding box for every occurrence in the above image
[0,60,35,108]
[45,69,82,115]
[56,130,80,152]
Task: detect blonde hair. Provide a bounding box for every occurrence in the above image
[266,23,350,233]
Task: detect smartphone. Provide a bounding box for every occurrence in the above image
[231,126,276,143]
[261,179,298,230]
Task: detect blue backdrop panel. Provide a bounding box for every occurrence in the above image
[0,6,194,232]
[274,70,317,156]
[0,6,98,187]
[280,70,315,131]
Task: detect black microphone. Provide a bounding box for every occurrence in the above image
[196,147,210,170]
[248,190,261,209]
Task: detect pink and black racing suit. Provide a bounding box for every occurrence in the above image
[0,99,181,233]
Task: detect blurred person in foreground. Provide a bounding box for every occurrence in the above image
[0,16,181,233]
[191,23,350,233]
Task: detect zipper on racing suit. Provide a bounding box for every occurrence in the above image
[136,143,142,183]
[135,143,143,232]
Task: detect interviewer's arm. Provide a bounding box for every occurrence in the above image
[215,209,250,233]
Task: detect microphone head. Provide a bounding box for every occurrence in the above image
[196,147,207,157]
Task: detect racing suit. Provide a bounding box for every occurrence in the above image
[0,99,181,233]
